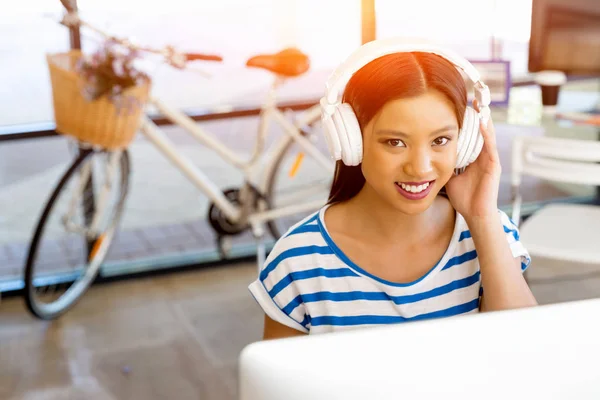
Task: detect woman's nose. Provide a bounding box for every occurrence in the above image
[403,148,434,178]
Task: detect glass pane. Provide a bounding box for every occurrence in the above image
[0,0,361,127]
[1,1,68,126]
[374,0,533,79]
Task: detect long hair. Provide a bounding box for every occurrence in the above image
[327,51,468,204]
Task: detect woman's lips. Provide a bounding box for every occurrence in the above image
[394,180,435,200]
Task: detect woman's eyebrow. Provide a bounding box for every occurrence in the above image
[375,125,458,137]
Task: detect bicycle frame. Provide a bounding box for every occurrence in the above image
[139,77,334,228]
[23,6,335,319]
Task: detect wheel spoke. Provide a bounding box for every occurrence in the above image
[24,150,130,320]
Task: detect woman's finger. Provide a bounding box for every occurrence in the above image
[480,119,500,163]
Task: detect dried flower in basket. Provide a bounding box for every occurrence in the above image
[76,39,150,115]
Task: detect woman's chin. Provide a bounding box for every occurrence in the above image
[391,185,441,214]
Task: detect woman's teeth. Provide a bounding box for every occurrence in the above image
[399,182,430,193]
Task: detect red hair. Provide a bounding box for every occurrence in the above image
[327,51,468,204]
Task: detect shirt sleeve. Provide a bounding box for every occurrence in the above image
[248,243,310,334]
[498,209,531,272]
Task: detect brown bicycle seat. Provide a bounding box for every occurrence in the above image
[246,48,310,77]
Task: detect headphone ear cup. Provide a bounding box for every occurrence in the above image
[336,103,363,166]
[331,105,353,165]
[456,107,482,169]
[455,116,469,168]
[464,107,484,167]
[321,111,343,161]
[462,107,478,167]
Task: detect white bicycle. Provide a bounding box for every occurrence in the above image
[24,9,334,320]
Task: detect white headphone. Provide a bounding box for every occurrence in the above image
[320,38,491,170]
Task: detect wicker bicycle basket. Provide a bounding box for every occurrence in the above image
[46,50,151,150]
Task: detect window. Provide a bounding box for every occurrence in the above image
[374,0,533,79]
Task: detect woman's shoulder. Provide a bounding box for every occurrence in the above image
[265,208,332,268]
[249,210,326,335]
[273,208,325,245]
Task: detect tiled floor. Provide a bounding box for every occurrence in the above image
[0,262,263,400]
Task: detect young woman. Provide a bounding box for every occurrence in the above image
[248,45,537,340]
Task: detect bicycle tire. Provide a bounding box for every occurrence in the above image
[264,127,332,240]
[24,148,130,320]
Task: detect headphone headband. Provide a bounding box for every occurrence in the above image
[319,37,490,169]
[323,38,489,107]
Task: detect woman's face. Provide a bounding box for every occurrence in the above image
[360,88,460,215]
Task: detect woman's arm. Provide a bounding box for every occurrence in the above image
[468,213,538,311]
[263,315,308,340]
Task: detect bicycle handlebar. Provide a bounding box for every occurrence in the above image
[185,53,223,62]
[59,11,223,71]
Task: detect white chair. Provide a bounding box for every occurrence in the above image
[511,135,600,266]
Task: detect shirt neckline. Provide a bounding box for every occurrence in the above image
[317,203,463,288]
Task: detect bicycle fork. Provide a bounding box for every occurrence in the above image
[249,217,267,275]
[62,150,122,240]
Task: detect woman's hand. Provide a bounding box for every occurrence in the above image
[445,99,502,222]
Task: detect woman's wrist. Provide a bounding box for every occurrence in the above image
[464,211,501,232]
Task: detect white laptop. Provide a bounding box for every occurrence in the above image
[239,298,600,400]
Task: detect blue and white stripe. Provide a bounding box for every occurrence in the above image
[248,206,531,334]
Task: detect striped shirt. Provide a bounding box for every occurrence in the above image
[248,204,530,334]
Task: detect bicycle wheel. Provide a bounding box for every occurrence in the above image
[265,120,333,239]
[24,148,130,320]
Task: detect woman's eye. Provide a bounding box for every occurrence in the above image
[387,139,405,147]
[433,137,450,146]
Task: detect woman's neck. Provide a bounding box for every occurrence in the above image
[340,185,451,247]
